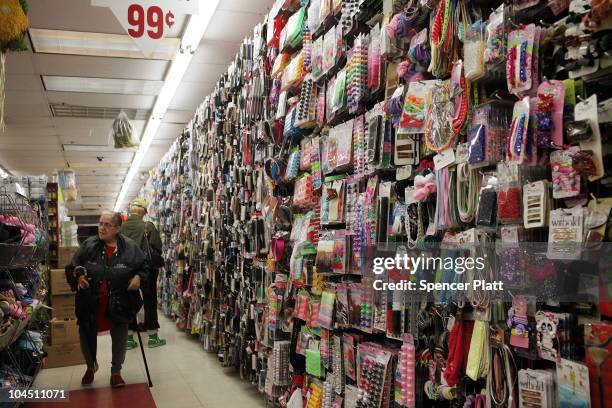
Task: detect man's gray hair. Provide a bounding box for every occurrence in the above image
[100,211,123,227]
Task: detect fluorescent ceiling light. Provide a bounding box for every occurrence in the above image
[0,166,9,179]
[114,0,221,211]
[63,144,138,153]
[43,76,163,95]
[30,28,179,60]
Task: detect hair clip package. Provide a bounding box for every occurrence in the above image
[308,0,322,34]
[508,97,532,164]
[497,162,522,224]
[323,26,338,75]
[467,104,489,167]
[312,36,324,80]
[368,23,383,93]
[550,147,581,199]
[316,230,347,274]
[475,174,498,230]
[317,290,336,330]
[484,5,507,66]
[547,206,584,260]
[499,225,524,287]
[535,80,565,149]
[575,94,604,181]
[399,80,436,134]
[328,119,353,172]
[320,177,346,225]
[506,24,536,94]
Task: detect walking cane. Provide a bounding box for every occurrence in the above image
[134,318,153,387]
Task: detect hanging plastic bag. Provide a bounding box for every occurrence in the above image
[57,170,78,202]
[112,110,140,148]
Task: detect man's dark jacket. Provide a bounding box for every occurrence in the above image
[120,216,162,256]
[65,235,148,325]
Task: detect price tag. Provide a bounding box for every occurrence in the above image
[91,0,200,56]
[433,148,456,170]
[396,165,412,181]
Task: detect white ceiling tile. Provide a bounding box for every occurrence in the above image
[193,40,240,65]
[155,123,183,140]
[168,82,213,111]
[46,92,156,110]
[0,144,60,151]
[3,117,54,127]
[183,62,225,84]
[5,75,44,91]
[77,175,125,183]
[218,0,275,14]
[5,53,35,75]
[33,54,169,81]
[204,10,266,42]
[4,104,51,118]
[163,110,193,123]
[5,91,48,105]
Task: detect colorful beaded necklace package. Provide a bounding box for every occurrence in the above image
[142,0,612,407]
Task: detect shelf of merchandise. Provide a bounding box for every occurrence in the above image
[46,183,59,269]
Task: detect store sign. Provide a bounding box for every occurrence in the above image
[91,0,200,56]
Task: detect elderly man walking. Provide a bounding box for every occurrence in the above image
[121,197,166,349]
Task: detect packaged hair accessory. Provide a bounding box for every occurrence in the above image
[506,24,536,94]
[497,162,522,224]
[575,94,604,181]
[318,290,336,329]
[467,105,488,167]
[399,80,437,134]
[536,80,565,149]
[463,21,486,82]
[523,180,549,229]
[547,206,584,260]
[475,174,498,229]
[508,97,531,163]
[550,148,580,199]
[320,177,346,225]
[484,5,507,66]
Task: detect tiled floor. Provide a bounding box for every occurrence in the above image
[34,316,266,408]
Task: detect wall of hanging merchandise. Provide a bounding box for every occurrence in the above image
[144,0,612,406]
[0,177,49,392]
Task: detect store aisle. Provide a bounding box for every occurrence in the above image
[34,316,266,408]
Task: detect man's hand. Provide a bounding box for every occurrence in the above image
[77,275,89,290]
[127,275,141,291]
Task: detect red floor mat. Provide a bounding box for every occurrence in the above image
[24,383,156,408]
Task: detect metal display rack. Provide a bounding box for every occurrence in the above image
[0,188,48,406]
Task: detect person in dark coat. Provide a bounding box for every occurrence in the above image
[120,197,166,349]
[65,211,147,388]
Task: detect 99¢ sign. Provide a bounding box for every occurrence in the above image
[91,0,200,56]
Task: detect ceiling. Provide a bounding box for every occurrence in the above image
[1,0,273,215]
